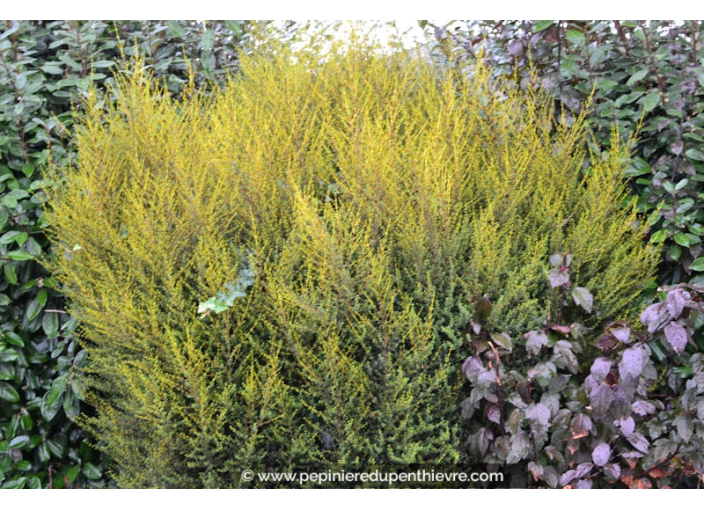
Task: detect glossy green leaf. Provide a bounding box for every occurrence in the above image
[41,64,63,75]
[70,378,86,400]
[0,363,12,380]
[534,21,554,32]
[82,462,102,480]
[37,288,47,306]
[674,233,691,247]
[4,264,17,285]
[0,381,20,402]
[20,411,33,431]
[67,465,80,483]
[166,20,185,38]
[626,69,649,86]
[45,373,69,406]
[4,332,23,347]
[2,478,26,489]
[25,296,43,322]
[565,28,585,46]
[37,442,50,463]
[1,195,17,209]
[6,189,29,200]
[42,311,59,338]
[8,435,29,449]
[0,347,19,362]
[7,250,33,261]
[46,437,67,458]
[643,92,660,113]
[0,230,26,245]
[650,230,668,243]
[25,476,41,489]
[14,460,31,471]
[41,392,62,422]
[686,148,704,162]
[201,29,215,52]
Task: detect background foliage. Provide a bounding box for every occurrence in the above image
[0,19,260,489]
[44,36,656,487]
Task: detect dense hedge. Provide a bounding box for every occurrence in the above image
[424,20,704,286]
[0,19,259,489]
[44,38,657,487]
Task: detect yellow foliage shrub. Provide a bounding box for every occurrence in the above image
[45,38,657,487]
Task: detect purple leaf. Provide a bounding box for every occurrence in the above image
[621,450,644,461]
[604,463,621,480]
[619,346,645,381]
[611,326,631,344]
[590,357,613,384]
[592,442,611,467]
[544,446,565,463]
[589,383,614,416]
[461,398,476,420]
[486,404,501,424]
[576,479,593,489]
[574,462,594,478]
[616,416,635,436]
[476,427,494,455]
[471,320,481,335]
[551,324,571,335]
[549,253,564,267]
[583,374,597,396]
[631,400,656,416]
[597,334,618,353]
[526,403,551,431]
[508,39,524,57]
[675,415,693,442]
[542,466,559,489]
[572,287,593,313]
[553,340,578,371]
[462,356,483,382]
[570,413,593,439]
[611,384,630,414]
[510,431,531,461]
[697,398,704,422]
[666,288,691,319]
[559,469,577,487]
[640,302,670,333]
[549,268,570,288]
[477,367,497,386]
[525,331,548,356]
[626,432,650,453]
[664,321,689,354]
[527,461,544,482]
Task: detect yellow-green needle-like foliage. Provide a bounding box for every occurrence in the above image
[45,40,657,487]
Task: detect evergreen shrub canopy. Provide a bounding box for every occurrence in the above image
[45,37,658,487]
